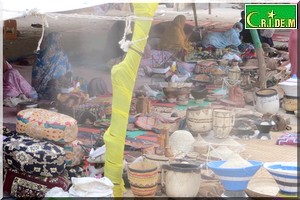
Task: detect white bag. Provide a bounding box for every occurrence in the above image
[45,187,71,197]
[68,177,114,197]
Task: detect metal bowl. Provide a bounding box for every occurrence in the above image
[17,101,38,112]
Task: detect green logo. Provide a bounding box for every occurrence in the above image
[245,4,297,29]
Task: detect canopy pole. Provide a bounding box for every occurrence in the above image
[191,3,202,40]
[250,29,266,89]
[192,3,198,27]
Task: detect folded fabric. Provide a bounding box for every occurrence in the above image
[16,108,78,144]
[276,132,299,146]
[66,166,84,178]
[63,140,85,167]
[3,167,71,198]
[3,133,66,177]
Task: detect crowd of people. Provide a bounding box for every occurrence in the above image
[3,10,296,104]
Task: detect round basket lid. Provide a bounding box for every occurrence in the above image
[144,154,169,162]
[246,178,279,197]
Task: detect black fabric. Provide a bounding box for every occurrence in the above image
[261,36,274,47]
[3,133,66,177]
[239,19,262,44]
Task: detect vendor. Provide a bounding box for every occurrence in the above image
[159,15,192,60]
[3,57,37,99]
[239,11,262,44]
[201,22,243,49]
[32,32,72,100]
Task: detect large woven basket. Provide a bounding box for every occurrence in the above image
[127,161,158,197]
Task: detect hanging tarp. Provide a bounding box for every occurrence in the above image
[1,0,117,20]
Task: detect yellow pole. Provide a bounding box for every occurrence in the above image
[103,3,158,197]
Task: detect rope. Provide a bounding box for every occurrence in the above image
[118,16,148,53]
[35,14,49,53]
[46,12,154,22]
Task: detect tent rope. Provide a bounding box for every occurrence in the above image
[35,14,49,53]
[118,16,148,53]
[46,12,154,22]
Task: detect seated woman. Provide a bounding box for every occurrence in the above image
[201,22,243,49]
[141,44,195,76]
[3,57,37,99]
[32,32,72,100]
[159,15,192,60]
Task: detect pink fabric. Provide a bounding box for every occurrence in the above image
[3,62,35,99]
[288,30,298,76]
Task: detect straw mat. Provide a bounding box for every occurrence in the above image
[239,130,297,179]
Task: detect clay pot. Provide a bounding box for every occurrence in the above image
[177,87,191,106]
[163,87,178,103]
[186,106,213,136]
[255,120,275,134]
[282,95,298,112]
[191,85,208,100]
[255,89,279,114]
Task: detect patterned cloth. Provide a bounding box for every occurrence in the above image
[32,32,72,100]
[16,108,78,144]
[3,168,70,198]
[65,166,84,178]
[141,44,195,73]
[276,132,299,146]
[63,140,85,167]
[3,61,37,99]
[3,133,66,177]
[201,22,242,49]
[239,43,256,62]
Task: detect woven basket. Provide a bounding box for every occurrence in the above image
[127,161,158,197]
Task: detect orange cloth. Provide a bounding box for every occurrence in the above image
[159,15,191,54]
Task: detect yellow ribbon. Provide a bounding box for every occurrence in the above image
[103,3,158,197]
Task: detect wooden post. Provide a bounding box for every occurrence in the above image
[192,3,198,28]
[250,29,266,89]
[208,3,211,15]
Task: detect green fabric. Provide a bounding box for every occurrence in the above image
[250,29,262,48]
[126,130,146,138]
[176,99,210,110]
